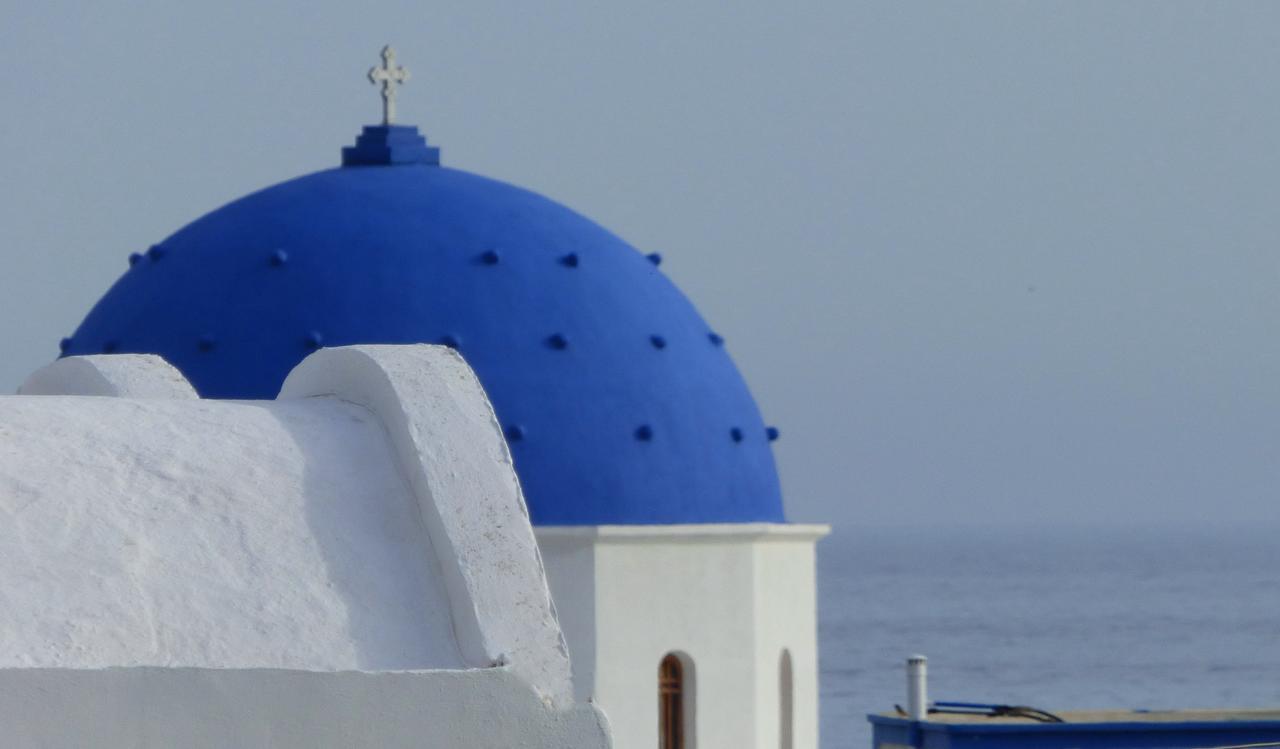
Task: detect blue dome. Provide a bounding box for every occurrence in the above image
[66,125,784,526]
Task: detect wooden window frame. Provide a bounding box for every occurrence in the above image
[659,653,685,749]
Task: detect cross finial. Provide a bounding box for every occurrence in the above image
[368,45,410,125]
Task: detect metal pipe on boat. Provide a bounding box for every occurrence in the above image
[906,654,928,720]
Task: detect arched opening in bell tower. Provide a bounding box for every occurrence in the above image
[780,648,795,748]
[659,652,695,748]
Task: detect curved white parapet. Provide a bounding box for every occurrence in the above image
[19,354,198,398]
[0,395,461,672]
[280,344,574,707]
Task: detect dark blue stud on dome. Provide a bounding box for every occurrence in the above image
[439,334,461,350]
[545,333,568,350]
[197,336,216,352]
[559,252,579,268]
[102,340,119,353]
[646,252,662,266]
[708,332,725,346]
[58,337,72,353]
[147,244,166,262]
[731,427,744,443]
[766,426,780,442]
[650,335,667,350]
[478,249,501,265]
[128,252,143,267]
[269,249,289,267]
[505,424,526,442]
[635,424,654,442]
[304,331,324,350]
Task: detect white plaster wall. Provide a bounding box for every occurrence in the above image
[281,345,574,705]
[540,533,598,703]
[0,667,611,748]
[0,348,613,747]
[0,396,458,670]
[19,354,197,398]
[753,537,822,749]
[537,524,828,749]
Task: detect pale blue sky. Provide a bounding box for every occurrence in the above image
[1,2,1276,529]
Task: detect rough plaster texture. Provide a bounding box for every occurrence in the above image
[280,344,573,706]
[0,348,609,747]
[0,667,611,748]
[537,523,828,749]
[0,394,458,670]
[18,354,197,398]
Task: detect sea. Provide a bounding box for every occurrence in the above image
[818,526,1280,748]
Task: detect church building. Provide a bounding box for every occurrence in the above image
[7,48,828,748]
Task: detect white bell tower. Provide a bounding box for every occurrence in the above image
[537,522,829,749]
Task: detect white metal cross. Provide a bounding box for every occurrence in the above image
[368,45,410,125]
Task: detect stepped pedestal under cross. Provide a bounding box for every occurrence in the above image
[343,45,437,166]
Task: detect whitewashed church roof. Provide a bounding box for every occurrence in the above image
[0,346,573,704]
[0,393,458,671]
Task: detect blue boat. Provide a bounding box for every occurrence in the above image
[871,657,1280,748]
